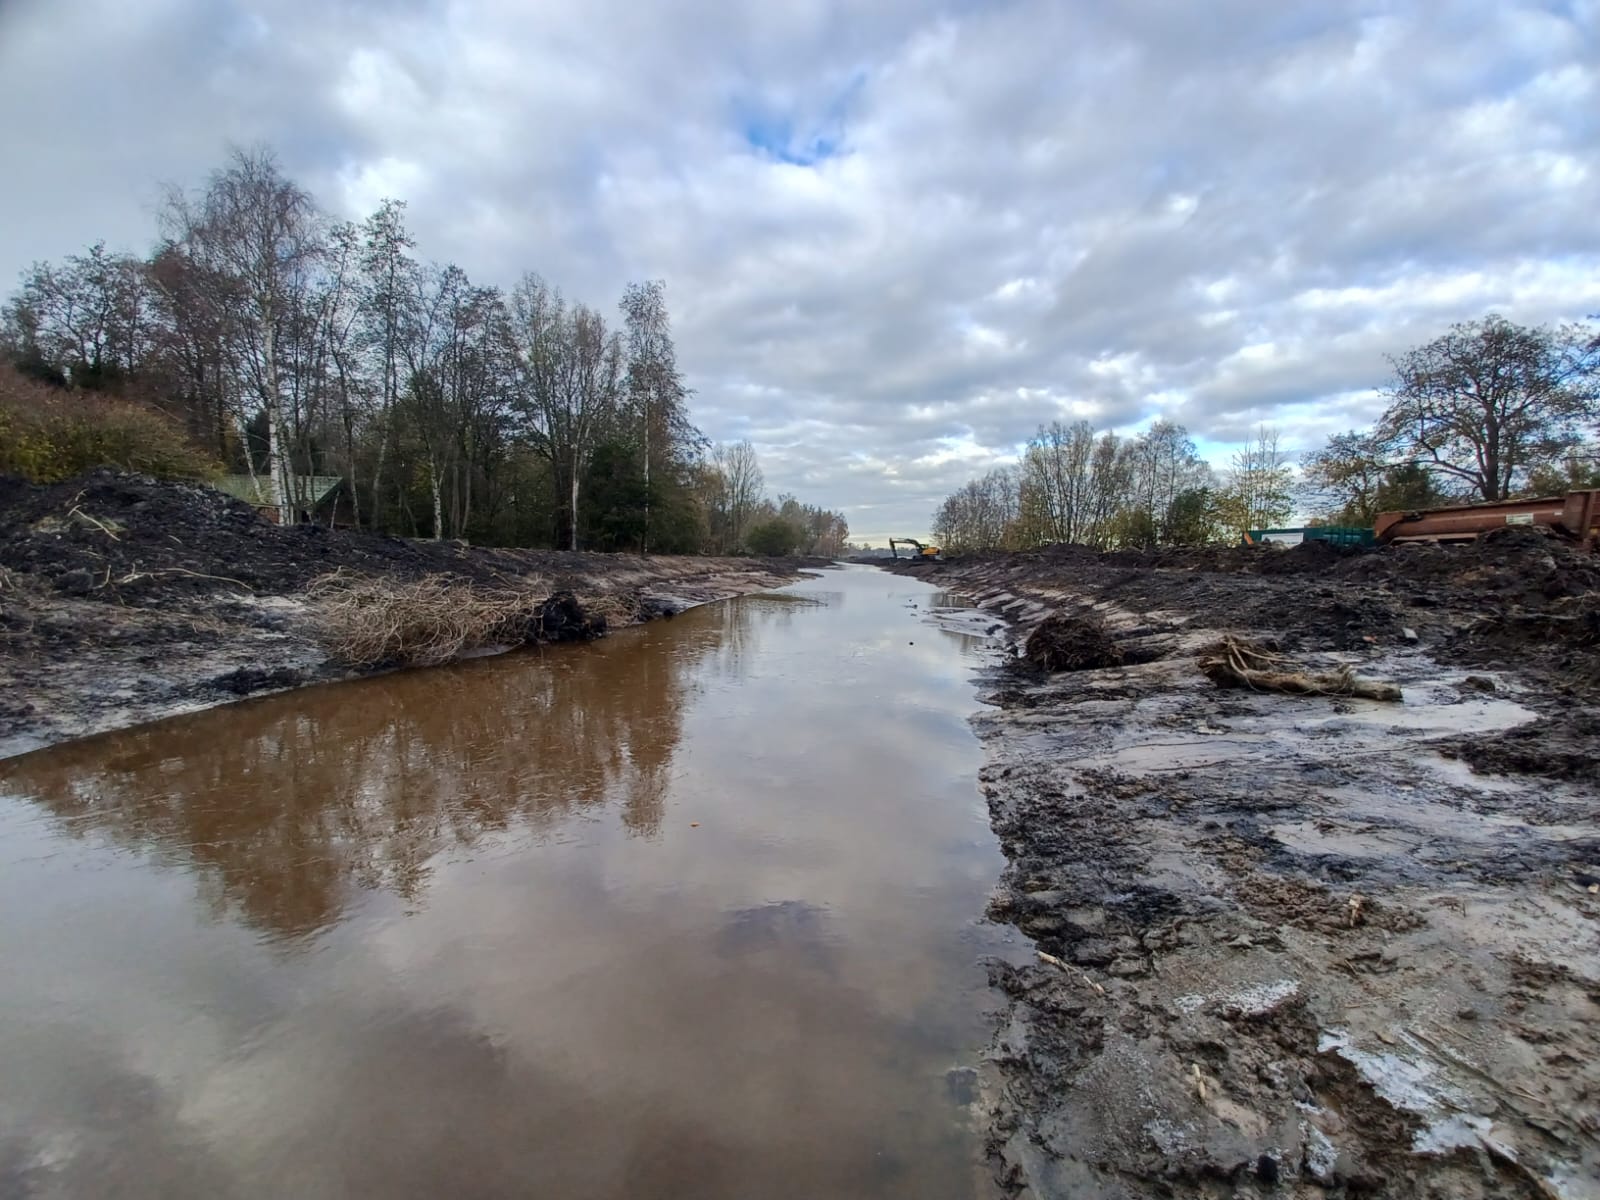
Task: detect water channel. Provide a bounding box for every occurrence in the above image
[0,565,1015,1199]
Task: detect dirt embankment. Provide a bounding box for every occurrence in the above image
[894,534,1600,1199]
[0,470,817,756]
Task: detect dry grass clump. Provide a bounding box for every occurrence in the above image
[581,590,640,624]
[310,573,556,668]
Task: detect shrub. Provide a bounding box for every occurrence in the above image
[745,517,803,556]
[0,366,218,483]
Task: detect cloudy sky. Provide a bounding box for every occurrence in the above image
[1,0,1596,540]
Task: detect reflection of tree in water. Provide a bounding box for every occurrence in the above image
[706,593,821,678]
[0,598,779,940]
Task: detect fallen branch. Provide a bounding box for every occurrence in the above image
[110,567,255,592]
[1198,636,1401,702]
[1036,950,1107,995]
[65,505,121,541]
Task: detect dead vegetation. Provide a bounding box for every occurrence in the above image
[309,573,609,668]
[1199,635,1403,701]
[1024,612,1124,671]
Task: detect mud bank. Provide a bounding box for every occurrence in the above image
[892,540,1600,1199]
[0,470,816,757]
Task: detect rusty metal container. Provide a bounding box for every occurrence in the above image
[1375,489,1600,543]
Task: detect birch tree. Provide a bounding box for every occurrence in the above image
[719,439,764,551]
[162,147,323,522]
[358,199,418,528]
[621,279,692,552]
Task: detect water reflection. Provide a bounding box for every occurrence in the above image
[0,597,787,939]
[0,569,1009,1200]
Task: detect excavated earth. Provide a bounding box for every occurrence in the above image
[0,470,814,756]
[892,532,1600,1200]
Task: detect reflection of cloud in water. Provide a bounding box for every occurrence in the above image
[0,1021,237,1198]
[0,597,773,939]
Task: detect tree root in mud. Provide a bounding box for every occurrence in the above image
[1199,635,1402,701]
[1024,612,1123,671]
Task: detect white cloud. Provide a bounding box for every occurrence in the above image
[1,0,1596,541]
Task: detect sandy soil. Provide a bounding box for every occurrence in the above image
[0,470,813,757]
[893,538,1600,1199]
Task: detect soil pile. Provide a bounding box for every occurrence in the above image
[924,529,1600,695]
[0,470,815,754]
[0,468,656,600]
[1023,612,1123,671]
[954,525,1600,610]
[1441,707,1600,781]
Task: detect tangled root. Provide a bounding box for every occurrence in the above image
[1024,612,1124,672]
[1198,635,1402,702]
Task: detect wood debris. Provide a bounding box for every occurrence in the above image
[1199,636,1402,702]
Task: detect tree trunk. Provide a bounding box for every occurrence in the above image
[569,458,580,552]
[263,320,295,525]
[429,457,444,540]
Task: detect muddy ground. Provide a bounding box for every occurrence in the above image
[893,534,1600,1199]
[0,470,815,756]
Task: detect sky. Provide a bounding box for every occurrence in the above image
[1,0,1597,543]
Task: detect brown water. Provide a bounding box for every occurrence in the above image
[0,565,1015,1199]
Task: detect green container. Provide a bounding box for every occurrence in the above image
[1247,526,1376,548]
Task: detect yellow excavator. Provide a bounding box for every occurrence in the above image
[888,538,941,563]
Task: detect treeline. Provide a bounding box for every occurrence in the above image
[0,147,847,556]
[940,313,1599,553]
[1302,314,1599,524]
[934,421,1294,552]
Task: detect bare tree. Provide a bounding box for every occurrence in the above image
[7,243,155,385]
[933,467,1020,551]
[718,439,764,552]
[1020,420,1095,543]
[1216,425,1293,537]
[1377,314,1599,502]
[510,275,623,550]
[358,199,418,529]
[1300,430,1391,524]
[162,146,324,523]
[143,242,236,458]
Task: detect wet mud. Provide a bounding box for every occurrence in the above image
[894,540,1600,1199]
[0,470,814,755]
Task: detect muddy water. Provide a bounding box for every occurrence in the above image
[0,566,1013,1200]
